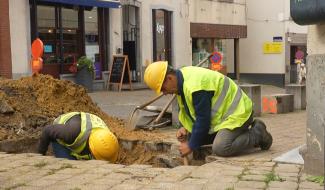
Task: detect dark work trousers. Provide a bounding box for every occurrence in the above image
[199,114,256,157]
[51,141,76,160]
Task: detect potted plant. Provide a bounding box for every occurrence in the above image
[75,56,95,92]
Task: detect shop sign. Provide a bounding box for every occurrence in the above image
[263,42,282,54]
[210,51,223,71]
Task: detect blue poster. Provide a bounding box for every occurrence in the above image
[44,45,53,53]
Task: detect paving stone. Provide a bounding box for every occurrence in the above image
[153,173,189,183]
[55,168,86,175]
[14,186,44,190]
[110,184,143,190]
[87,167,114,175]
[40,173,73,181]
[220,169,243,176]
[268,181,298,190]
[281,176,299,182]
[60,173,104,185]
[85,159,111,165]
[235,181,266,189]
[176,183,204,190]
[1,180,29,189]
[208,176,238,183]
[11,174,40,184]
[258,162,276,167]
[122,178,152,185]
[190,167,220,178]
[277,172,299,177]
[248,166,274,172]
[241,174,266,182]
[203,182,235,190]
[180,178,209,185]
[26,179,58,187]
[142,182,176,189]
[103,172,132,180]
[127,164,153,169]
[274,164,301,173]
[245,169,270,175]
[88,178,121,186]
[299,181,324,189]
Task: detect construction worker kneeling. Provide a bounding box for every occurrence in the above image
[144,62,273,157]
[38,112,119,162]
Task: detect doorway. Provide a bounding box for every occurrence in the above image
[290,45,307,83]
[122,5,140,82]
[152,9,172,65]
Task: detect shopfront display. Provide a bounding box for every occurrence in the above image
[30,0,113,79]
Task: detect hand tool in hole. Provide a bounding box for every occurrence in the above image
[127,54,212,131]
[177,127,190,165]
[127,94,176,130]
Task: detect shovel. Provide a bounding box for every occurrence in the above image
[127,94,176,130]
[127,54,212,130]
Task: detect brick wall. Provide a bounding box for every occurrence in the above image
[190,23,247,39]
[0,0,12,79]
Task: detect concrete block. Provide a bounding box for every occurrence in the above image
[59,73,76,83]
[262,94,294,114]
[92,80,105,91]
[285,84,306,110]
[240,84,261,116]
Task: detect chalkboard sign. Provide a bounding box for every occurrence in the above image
[108,55,132,91]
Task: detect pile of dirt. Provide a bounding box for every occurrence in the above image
[0,74,165,164]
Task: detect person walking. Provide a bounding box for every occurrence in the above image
[144,61,272,157]
[38,112,119,162]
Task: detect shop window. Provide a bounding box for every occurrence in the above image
[192,38,227,68]
[37,5,57,64]
[84,8,101,79]
[152,9,172,65]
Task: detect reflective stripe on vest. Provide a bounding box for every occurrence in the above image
[65,113,92,150]
[209,77,242,134]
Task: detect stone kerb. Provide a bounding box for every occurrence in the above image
[239,84,261,116]
[285,84,306,110]
[262,94,294,114]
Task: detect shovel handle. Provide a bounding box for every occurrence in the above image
[153,94,176,124]
[137,94,164,109]
[183,156,189,165]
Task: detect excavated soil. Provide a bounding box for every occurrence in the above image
[0,74,165,164]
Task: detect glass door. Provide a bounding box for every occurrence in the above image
[152,9,172,65]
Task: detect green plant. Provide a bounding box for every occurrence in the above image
[34,161,48,168]
[306,175,324,185]
[264,172,284,183]
[77,56,95,73]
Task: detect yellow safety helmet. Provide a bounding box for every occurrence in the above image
[144,61,168,94]
[88,128,119,163]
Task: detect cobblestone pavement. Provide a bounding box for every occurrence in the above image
[0,152,323,190]
[0,88,323,189]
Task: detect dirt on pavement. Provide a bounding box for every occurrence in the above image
[0,74,166,164]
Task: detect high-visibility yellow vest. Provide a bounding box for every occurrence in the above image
[177,66,253,134]
[53,112,108,160]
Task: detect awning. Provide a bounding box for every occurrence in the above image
[39,0,120,8]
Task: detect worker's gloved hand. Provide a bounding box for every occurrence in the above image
[179,142,192,157]
[176,127,188,142]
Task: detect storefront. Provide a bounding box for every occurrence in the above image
[191,23,247,78]
[29,0,120,79]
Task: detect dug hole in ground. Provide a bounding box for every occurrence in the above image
[0,74,207,168]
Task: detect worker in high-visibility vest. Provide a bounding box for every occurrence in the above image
[144,62,272,157]
[38,112,119,162]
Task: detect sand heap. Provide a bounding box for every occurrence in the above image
[0,74,164,164]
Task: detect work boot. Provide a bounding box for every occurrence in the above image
[251,119,273,150]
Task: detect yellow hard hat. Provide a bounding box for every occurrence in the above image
[144,61,168,94]
[89,128,119,163]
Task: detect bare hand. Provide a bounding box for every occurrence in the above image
[176,127,188,142]
[179,142,192,157]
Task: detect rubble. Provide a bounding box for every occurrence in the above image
[0,74,165,164]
